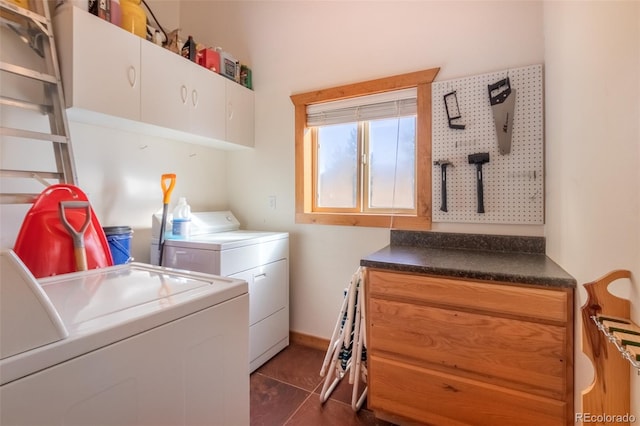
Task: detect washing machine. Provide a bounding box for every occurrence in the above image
[0,250,249,425]
[150,211,289,372]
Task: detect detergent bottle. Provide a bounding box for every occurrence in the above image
[172,197,191,238]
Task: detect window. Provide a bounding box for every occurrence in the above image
[290,68,439,229]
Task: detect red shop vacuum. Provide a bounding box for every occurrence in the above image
[13,184,113,278]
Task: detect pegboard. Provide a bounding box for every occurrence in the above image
[431,64,544,224]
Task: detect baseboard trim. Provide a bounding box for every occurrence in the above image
[290,331,330,352]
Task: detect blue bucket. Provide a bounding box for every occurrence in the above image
[103,226,133,265]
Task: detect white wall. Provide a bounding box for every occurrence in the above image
[179,0,545,338]
[0,125,229,263]
[544,0,639,419]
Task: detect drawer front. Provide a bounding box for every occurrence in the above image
[249,307,289,365]
[369,355,566,426]
[369,298,567,398]
[367,270,569,323]
[220,238,288,276]
[230,259,288,326]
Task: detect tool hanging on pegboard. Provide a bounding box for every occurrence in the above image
[433,160,453,212]
[468,153,490,214]
[488,77,516,155]
[444,91,465,129]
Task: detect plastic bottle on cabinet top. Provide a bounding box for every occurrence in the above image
[110,0,121,26]
[172,197,191,238]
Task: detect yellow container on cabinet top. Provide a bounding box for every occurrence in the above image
[120,0,146,38]
[7,0,30,9]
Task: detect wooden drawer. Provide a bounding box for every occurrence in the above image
[367,269,569,323]
[369,298,568,398]
[369,355,567,426]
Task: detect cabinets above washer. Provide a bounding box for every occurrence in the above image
[53,5,141,123]
[53,6,254,149]
[140,41,226,142]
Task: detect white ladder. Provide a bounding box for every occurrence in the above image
[0,0,77,204]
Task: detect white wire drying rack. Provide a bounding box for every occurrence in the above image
[319,267,367,410]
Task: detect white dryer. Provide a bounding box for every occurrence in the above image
[0,250,249,426]
[150,211,289,372]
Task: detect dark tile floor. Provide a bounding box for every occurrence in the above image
[250,343,395,426]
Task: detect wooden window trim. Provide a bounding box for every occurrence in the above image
[290,68,440,229]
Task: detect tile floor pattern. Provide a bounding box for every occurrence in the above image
[250,343,396,426]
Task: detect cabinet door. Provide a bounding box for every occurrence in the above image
[225,81,254,147]
[140,42,190,133]
[55,7,141,121]
[189,65,226,140]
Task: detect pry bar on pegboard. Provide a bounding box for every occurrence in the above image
[488,77,516,155]
[444,91,465,130]
[433,160,453,212]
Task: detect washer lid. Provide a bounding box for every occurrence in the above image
[40,263,228,334]
[1,263,247,385]
[164,230,289,250]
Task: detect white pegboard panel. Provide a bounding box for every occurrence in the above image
[432,64,544,224]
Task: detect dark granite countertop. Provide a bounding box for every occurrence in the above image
[360,231,576,288]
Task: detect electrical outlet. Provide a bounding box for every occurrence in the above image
[268,195,277,210]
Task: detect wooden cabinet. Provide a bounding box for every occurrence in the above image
[53,7,253,149]
[365,269,574,426]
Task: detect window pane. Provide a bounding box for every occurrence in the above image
[368,117,416,210]
[316,123,358,208]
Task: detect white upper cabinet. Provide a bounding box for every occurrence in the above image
[53,7,253,149]
[54,6,141,123]
[190,61,227,141]
[140,42,226,141]
[226,80,254,148]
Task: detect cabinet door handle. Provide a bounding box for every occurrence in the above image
[227,100,234,120]
[192,89,198,107]
[253,273,267,280]
[181,85,188,104]
[127,66,137,88]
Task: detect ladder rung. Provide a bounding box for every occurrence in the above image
[1,126,68,143]
[1,169,63,180]
[0,0,48,27]
[0,95,51,114]
[1,0,77,205]
[0,193,39,204]
[0,61,57,84]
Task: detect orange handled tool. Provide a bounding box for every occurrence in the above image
[158,173,176,266]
